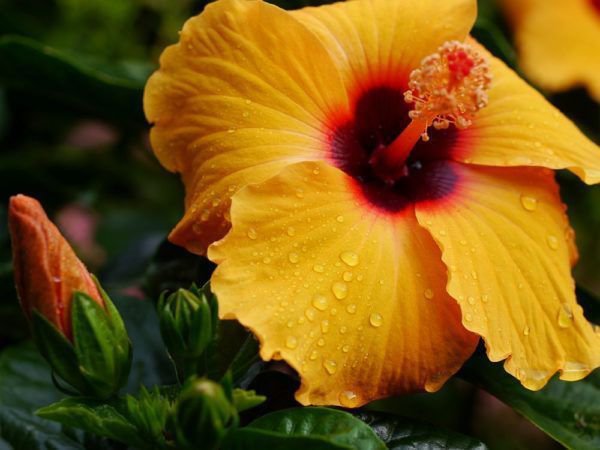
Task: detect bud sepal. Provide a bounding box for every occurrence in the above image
[31,282,132,400]
[158,283,217,380]
[171,377,238,450]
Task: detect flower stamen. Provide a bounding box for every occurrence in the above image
[369,41,491,183]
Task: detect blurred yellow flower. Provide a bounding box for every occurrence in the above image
[145,0,600,406]
[500,0,600,100]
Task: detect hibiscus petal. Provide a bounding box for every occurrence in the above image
[451,41,600,184]
[500,0,600,101]
[144,0,349,254]
[209,161,478,406]
[415,161,600,390]
[292,0,477,92]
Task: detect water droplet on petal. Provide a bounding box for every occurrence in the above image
[305,308,316,321]
[465,313,473,322]
[369,313,383,328]
[346,304,357,314]
[546,235,559,250]
[339,390,358,407]
[520,195,538,211]
[286,336,298,349]
[262,256,271,264]
[336,215,344,223]
[309,350,318,361]
[247,228,257,239]
[468,296,476,305]
[343,271,353,282]
[313,264,325,273]
[323,359,337,375]
[287,226,296,237]
[288,252,300,264]
[342,344,350,353]
[523,326,530,336]
[312,294,328,311]
[317,338,325,347]
[321,320,330,333]
[557,304,573,328]
[424,288,434,300]
[332,282,348,300]
[340,251,359,267]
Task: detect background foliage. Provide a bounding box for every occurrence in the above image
[0,0,598,449]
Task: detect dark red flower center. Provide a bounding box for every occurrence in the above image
[327,86,463,214]
[590,0,600,15]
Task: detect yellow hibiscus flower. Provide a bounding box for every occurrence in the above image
[144,0,600,406]
[499,0,600,100]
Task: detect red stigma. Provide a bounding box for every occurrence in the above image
[447,50,475,81]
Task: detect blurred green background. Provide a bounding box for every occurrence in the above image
[0,1,598,449]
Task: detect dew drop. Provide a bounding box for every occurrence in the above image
[287,226,296,237]
[468,296,476,305]
[247,228,258,240]
[192,223,203,235]
[340,251,359,267]
[546,235,559,250]
[313,264,325,273]
[309,350,318,361]
[332,281,348,300]
[523,326,530,336]
[338,390,358,407]
[305,308,316,321]
[262,256,271,264]
[321,320,330,333]
[520,194,538,212]
[557,304,573,328]
[336,215,345,223]
[200,210,210,222]
[317,338,325,347]
[465,313,473,322]
[323,359,338,375]
[424,288,434,300]
[346,304,357,314]
[288,252,300,264]
[339,326,347,334]
[343,271,353,282]
[286,336,298,349]
[312,294,329,311]
[369,313,383,328]
[482,294,490,303]
[342,344,350,353]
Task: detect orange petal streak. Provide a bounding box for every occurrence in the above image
[209,162,478,406]
[292,0,477,93]
[415,162,600,389]
[451,40,600,184]
[144,0,349,254]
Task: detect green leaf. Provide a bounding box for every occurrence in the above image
[248,407,387,450]
[224,427,350,450]
[0,35,147,124]
[462,353,600,450]
[0,342,84,449]
[354,412,487,450]
[36,398,146,448]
